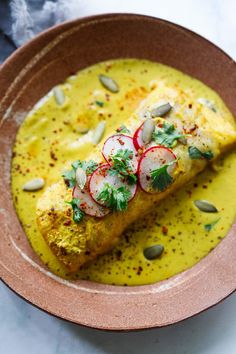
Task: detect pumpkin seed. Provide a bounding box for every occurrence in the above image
[151,103,172,117]
[92,121,106,145]
[143,244,164,260]
[197,98,217,113]
[194,200,218,213]
[142,119,155,144]
[99,74,119,93]
[22,178,45,191]
[53,86,65,106]
[75,167,87,190]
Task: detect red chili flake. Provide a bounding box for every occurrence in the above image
[137,266,143,275]
[184,123,198,134]
[162,225,168,235]
[120,106,124,111]
[49,163,55,167]
[63,220,71,226]
[50,150,58,161]
[117,138,125,145]
[202,185,208,189]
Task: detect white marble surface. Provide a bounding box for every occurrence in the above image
[1,1,236,353]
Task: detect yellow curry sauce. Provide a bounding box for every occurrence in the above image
[11,59,236,286]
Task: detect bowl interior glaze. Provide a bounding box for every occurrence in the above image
[0,14,235,331]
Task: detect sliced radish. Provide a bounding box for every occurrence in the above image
[73,185,109,218]
[138,146,177,193]
[133,123,144,150]
[89,163,137,206]
[102,134,138,173]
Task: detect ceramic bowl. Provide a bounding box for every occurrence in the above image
[0,13,235,331]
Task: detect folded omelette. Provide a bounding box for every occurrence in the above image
[36,84,236,272]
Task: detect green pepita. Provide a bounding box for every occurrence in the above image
[151,103,172,117]
[22,178,45,191]
[143,244,164,260]
[99,74,119,93]
[142,119,155,144]
[194,200,218,213]
[92,121,106,145]
[53,86,65,106]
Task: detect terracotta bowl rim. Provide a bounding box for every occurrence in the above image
[0,13,235,331]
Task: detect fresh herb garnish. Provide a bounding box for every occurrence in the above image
[66,198,84,223]
[62,160,98,188]
[151,160,177,192]
[97,183,131,211]
[204,218,220,232]
[116,125,131,134]
[188,146,214,160]
[95,100,104,107]
[108,149,137,185]
[152,122,189,148]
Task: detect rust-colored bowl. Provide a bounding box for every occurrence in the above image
[0,14,235,331]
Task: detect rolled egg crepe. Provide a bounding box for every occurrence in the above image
[36,84,236,272]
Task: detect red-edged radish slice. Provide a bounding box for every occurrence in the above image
[138,146,177,193]
[73,185,109,218]
[133,123,144,150]
[102,134,138,173]
[89,163,137,206]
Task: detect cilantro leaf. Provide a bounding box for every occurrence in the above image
[62,169,76,188]
[66,198,84,223]
[62,160,98,188]
[108,149,137,185]
[204,218,220,232]
[188,146,214,160]
[95,100,104,107]
[116,125,131,134]
[152,122,188,148]
[97,183,131,211]
[83,160,99,175]
[150,160,177,192]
